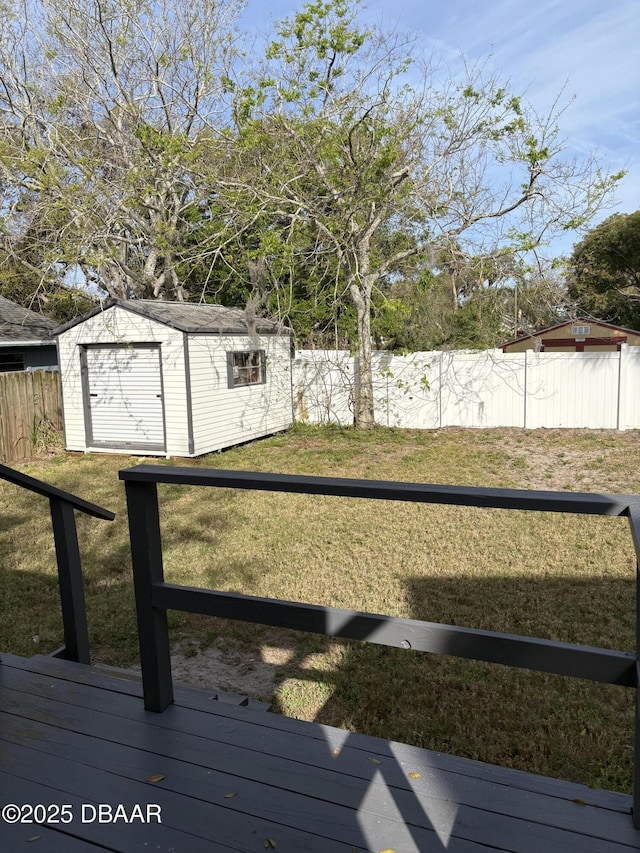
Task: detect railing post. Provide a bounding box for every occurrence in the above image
[125,479,173,711]
[49,497,91,665]
[627,503,640,827]
[634,553,640,828]
[635,658,640,829]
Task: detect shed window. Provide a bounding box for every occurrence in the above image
[227,350,266,388]
[571,325,591,336]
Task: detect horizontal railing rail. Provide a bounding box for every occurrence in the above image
[120,465,640,827]
[0,462,114,663]
[121,465,637,516]
[150,583,636,685]
[0,462,114,520]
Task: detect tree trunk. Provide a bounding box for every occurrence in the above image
[451,270,459,313]
[350,277,376,429]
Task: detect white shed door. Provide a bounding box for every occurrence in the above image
[85,345,166,450]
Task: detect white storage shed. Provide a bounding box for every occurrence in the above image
[56,299,293,457]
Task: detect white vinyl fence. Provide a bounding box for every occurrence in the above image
[294,345,640,430]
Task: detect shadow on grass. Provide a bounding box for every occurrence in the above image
[0,509,32,534]
[265,573,636,797]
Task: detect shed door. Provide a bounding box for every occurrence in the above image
[84,345,166,451]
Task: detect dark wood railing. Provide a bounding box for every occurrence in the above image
[0,462,115,663]
[120,465,640,826]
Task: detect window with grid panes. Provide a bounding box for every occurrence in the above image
[226,350,266,388]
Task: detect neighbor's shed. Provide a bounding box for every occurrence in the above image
[500,318,640,353]
[55,299,293,457]
[0,295,58,371]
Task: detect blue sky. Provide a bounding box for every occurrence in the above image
[241,0,639,258]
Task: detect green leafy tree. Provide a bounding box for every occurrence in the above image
[567,211,640,329]
[181,205,361,346]
[0,226,94,321]
[387,257,573,351]
[230,0,622,427]
[0,0,243,300]
[387,272,506,351]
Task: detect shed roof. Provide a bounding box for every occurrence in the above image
[0,295,57,343]
[55,298,290,336]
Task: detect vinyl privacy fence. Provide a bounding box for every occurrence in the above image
[0,370,63,462]
[294,345,640,430]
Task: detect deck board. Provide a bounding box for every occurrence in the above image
[13,653,632,813]
[5,652,270,712]
[1,654,638,852]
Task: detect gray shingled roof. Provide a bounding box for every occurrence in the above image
[0,295,57,342]
[55,298,289,336]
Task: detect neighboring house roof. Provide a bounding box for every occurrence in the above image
[500,317,640,349]
[0,295,57,345]
[55,298,291,336]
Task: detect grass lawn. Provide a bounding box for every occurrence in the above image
[2,423,639,794]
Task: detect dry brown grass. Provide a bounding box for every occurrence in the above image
[2,424,639,794]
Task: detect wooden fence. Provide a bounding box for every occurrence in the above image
[0,370,63,463]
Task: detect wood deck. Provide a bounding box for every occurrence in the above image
[1,656,638,852]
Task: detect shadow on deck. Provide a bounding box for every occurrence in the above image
[2,652,637,852]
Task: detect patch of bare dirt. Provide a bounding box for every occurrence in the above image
[168,633,297,701]
[492,429,637,492]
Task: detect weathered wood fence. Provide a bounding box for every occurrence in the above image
[0,370,63,463]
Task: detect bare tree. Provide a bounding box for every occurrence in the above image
[231,0,623,428]
[0,0,244,299]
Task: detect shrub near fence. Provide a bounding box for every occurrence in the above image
[294,345,640,430]
[0,370,63,463]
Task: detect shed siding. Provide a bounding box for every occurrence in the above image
[187,334,292,455]
[57,305,189,455]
